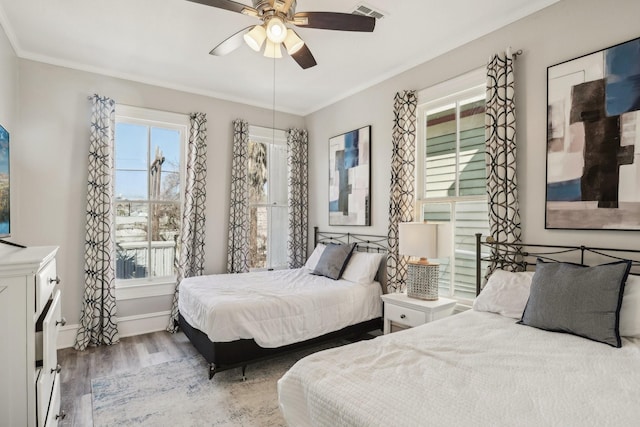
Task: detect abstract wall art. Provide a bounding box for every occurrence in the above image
[546,36,640,230]
[0,125,9,237]
[329,125,371,226]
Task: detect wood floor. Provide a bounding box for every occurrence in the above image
[57,331,199,427]
[57,328,380,426]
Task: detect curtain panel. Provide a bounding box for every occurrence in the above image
[387,90,418,293]
[485,48,523,276]
[168,112,208,332]
[227,119,250,273]
[74,94,120,350]
[286,128,309,269]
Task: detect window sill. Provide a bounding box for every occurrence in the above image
[115,279,176,301]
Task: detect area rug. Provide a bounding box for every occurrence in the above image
[91,344,338,427]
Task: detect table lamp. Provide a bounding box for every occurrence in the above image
[398,222,451,300]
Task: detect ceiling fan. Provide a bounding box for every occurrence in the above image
[186,0,376,69]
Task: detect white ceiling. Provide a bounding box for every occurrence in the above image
[0,0,558,115]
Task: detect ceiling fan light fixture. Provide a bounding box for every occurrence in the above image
[283,29,304,55]
[244,25,266,52]
[264,39,283,58]
[266,17,287,44]
[196,0,374,69]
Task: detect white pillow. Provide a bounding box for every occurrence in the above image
[341,251,384,284]
[620,274,640,338]
[304,243,326,271]
[473,269,535,319]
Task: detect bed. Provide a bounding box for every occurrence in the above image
[277,236,640,426]
[178,228,388,379]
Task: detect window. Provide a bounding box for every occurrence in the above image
[416,68,490,302]
[248,126,288,270]
[114,105,187,294]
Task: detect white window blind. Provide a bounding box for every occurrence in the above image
[417,69,490,302]
[248,125,288,270]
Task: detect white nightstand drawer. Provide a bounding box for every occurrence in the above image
[385,303,426,328]
[381,293,457,334]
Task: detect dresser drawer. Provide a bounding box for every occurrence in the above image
[42,290,62,375]
[36,259,58,315]
[385,303,426,328]
[45,375,62,427]
[36,368,54,427]
[36,290,63,426]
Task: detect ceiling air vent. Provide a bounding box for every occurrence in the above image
[352,3,386,20]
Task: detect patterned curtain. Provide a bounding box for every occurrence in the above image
[167,113,208,332]
[387,91,417,293]
[227,119,250,273]
[74,94,119,351]
[287,128,309,269]
[485,48,523,275]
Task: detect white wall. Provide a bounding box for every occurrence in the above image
[306,0,640,251]
[2,0,640,338]
[12,60,304,325]
[0,21,17,154]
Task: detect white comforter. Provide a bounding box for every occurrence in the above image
[178,268,382,348]
[278,310,640,427]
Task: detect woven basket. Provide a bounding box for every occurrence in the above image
[406,263,439,300]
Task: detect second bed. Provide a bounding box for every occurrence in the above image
[178,229,388,378]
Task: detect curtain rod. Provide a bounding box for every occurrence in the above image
[87,96,194,117]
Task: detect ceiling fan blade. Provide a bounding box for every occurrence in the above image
[186,0,259,16]
[290,44,317,69]
[209,26,253,56]
[292,12,375,32]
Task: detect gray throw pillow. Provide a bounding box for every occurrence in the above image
[519,259,631,347]
[312,243,356,280]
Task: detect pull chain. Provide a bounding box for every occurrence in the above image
[272,55,276,143]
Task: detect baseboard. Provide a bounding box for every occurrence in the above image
[57,310,172,349]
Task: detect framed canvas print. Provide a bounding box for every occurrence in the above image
[329,125,371,226]
[0,125,8,237]
[546,36,640,230]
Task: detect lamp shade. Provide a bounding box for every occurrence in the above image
[244,25,266,52]
[266,16,287,43]
[283,29,304,55]
[399,222,437,259]
[263,39,282,58]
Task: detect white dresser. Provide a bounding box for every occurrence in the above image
[0,245,65,426]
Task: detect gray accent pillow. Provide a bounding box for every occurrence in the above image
[519,259,631,347]
[312,243,356,280]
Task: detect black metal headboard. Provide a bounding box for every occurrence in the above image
[314,227,388,253]
[313,227,389,292]
[475,233,640,296]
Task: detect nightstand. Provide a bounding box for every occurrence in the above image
[381,293,456,334]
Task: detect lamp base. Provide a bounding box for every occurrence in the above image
[406,263,439,301]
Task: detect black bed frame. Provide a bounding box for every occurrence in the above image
[179,227,389,379]
[475,233,640,295]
